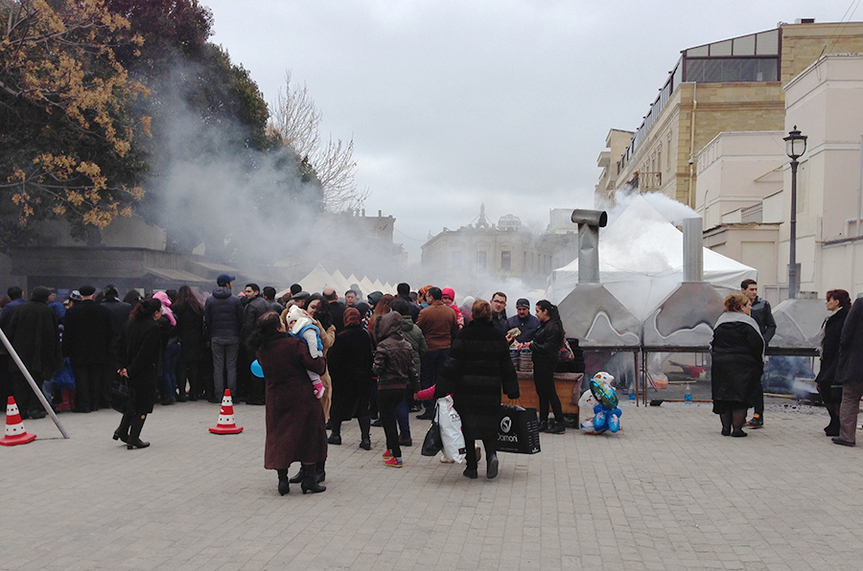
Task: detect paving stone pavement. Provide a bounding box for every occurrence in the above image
[3,399,863,571]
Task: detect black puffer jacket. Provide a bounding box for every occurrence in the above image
[204,287,243,340]
[372,312,419,392]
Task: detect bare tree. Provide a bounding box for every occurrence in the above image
[270,71,367,212]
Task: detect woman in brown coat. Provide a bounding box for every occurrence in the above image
[250,312,328,495]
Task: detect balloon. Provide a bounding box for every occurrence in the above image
[590,376,619,409]
[250,359,264,378]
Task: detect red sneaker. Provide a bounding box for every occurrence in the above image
[383,456,403,468]
[382,449,392,459]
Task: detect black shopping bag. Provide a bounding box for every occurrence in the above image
[497,405,541,454]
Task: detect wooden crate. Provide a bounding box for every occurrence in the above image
[502,372,583,415]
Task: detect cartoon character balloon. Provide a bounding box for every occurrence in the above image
[580,372,622,434]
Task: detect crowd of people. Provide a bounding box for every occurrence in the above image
[0,276,567,495]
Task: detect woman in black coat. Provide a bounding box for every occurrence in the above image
[327,308,374,449]
[113,299,163,449]
[436,300,519,480]
[530,299,566,434]
[815,289,851,436]
[711,294,764,437]
[173,285,207,401]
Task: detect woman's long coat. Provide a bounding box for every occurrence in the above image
[258,334,328,469]
[815,306,849,390]
[436,320,519,440]
[116,317,162,414]
[711,321,764,406]
[327,324,374,421]
[174,303,207,362]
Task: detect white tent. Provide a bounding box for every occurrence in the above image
[546,196,756,321]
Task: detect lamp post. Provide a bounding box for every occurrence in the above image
[784,125,807,299]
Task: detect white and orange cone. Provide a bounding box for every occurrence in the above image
[209,389,243,434]
[0,396,37,446]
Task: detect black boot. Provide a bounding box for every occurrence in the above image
[315,460,326,483]
[289,466,305,484]
[328,421,342,445]
[486,450,499,480]
[358,416,371,450]
[127,414,150,449]
[277,469,289,496]
[301,466,326,494]
[113,413,132,443]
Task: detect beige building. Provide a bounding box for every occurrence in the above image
[597,20,863,210]
[695,54,863,301]
[421,206,577,291]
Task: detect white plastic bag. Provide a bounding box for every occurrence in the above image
[436,395,466,464]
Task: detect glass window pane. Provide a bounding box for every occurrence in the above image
[737,58,758,81]
[733,35,756,56]
[687,45,709,57]
[758,58,778,81]
[711,40,732,56]
[721,60,740,82]
[685,59,704,82]
[673,61,683,87]
[756,30,779,55]
[703,59,722,82]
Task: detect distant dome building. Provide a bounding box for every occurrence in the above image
[421,205,577,290]
[498,214,521,232]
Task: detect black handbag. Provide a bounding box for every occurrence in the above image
[110,376,132,413]
[421,419,443,456]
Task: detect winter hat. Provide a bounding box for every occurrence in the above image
[152,291,176,325]
[78,285,96,297]
[343,307,362,327]
[441,287,456,300]
[286,304,313,334]
[367,291,383,306]
[516,298,530,308]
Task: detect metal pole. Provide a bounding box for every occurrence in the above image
[789,159,798,299]
[0,328,69,439]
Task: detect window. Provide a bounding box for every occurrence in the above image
[501,251,511,271]
[477,251,487,273]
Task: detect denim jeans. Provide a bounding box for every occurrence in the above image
[420,349,449,413]
[395,387,411,438]
[160,342,181,400]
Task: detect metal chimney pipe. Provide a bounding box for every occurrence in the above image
[571,209,608,284]
[682,217,703,283]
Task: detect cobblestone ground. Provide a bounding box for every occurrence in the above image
[3,398,863,571]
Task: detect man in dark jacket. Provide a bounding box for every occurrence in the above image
[323,287,346,333]
[834,296,863,446]
[64,285,115,412]
[506,298,541,343]
[204,274,243,402]
[0,286,25,400]
[242,283,270,404]
[396,282,421,323]
[100,285,133,407]
[262,286,282,313]
[490,292,508,335]
[741,279,776,428]
[6,286,63,419]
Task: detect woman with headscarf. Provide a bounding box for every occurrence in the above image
[152,291,179,405]
[327,308,374,449]
[249,311,327,495]
[114,299,163,449]
[815,289,851,436]
[711,294,764,437]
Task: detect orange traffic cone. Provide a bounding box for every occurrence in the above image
[209,389,243,434]
[0,396,37,446]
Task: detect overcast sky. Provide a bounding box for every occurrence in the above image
[203,1,858,261]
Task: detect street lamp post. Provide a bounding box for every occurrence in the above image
[784,125,808,299]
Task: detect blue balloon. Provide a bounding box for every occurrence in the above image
[250,359,264,378]
[608,413,620,433]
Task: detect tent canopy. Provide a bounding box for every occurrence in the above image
[546,196,756,321]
